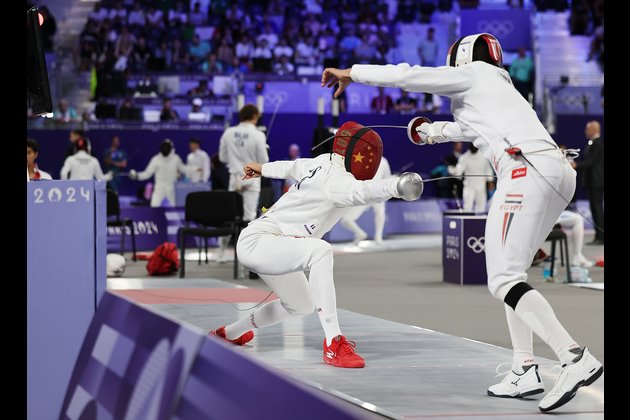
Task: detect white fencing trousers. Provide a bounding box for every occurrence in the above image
[487,150,579,362]
[229,173,261,222]
[557,210,586,264]
[150,184,175,207]
[462,185,487,213]
[230,219,342,345]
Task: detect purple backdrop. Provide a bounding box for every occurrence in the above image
[460,9,532,50]
[27,113,601,199]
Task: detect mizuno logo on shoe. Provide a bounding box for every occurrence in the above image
[325,351,335,359]
[511,378,521,386]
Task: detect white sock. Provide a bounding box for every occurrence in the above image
[308,247,342,346]
[504,304,534,373]
[224,300,290,340]
[514,290,580,364]
[373,206,385,242]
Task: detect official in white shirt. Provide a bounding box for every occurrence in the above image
[186,137,211,183]
[322,32,602,411]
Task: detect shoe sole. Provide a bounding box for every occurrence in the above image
[323,356,365,369]
[539,365,603,412]
[488,388,544,398]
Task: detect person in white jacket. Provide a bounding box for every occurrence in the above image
[322,32,602,411]
[186,137,211,183]
[210,121,423,369]
[339,156,392,244]
[60,138,112,181]
[449,144,495,212]
[130,139,199,207]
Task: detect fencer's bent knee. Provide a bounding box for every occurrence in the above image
[502,282,534,310]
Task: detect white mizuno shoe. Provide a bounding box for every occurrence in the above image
[539,347,603,412]
[488,364,545,398]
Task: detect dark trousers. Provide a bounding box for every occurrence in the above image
[587,186,604,241]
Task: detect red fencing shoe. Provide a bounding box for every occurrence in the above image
[323,335,365,368]
[210,326,254,346]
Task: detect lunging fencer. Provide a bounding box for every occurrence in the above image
[339,156,392,244]
[210,122,423,368]
[322,32,602,410]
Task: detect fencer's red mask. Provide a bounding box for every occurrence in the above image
[332,121,383,180]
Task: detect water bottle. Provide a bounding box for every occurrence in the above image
[542,258,552,281]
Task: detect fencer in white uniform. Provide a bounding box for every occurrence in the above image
[556,210,593,268]
[339,156,392,243]
[219,104,269,221]
[186,137,211,183]
[130,139,198,207]
[210,121,424,369]
[449,144,495,212]
[322,32,602,411]
[60,138,112,181]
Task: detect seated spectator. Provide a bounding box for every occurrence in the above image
[127,2,146,27]
[253,39,273,59]
[160,98,180,121]
[168,1,188,25]
[395,89,418,114]
[188,98,210,122]
[354,34,377,63]
[118,98,142,120]
[274,55,295,75]
[226,3,248,26]
[257,23,279,49]
[108,1,127,26]
[54,99,79,123]
[132,36,153,72]
[371,87,394,114]
[318,28,337,59]
[339,27,362,54]
[189,2,206,26]
[146,6,165,29]
[304,13,322,36]
[88,3,109,23]
[188,34,212,70]
[294,37,317,65]
[169,38,189,71]
[134,76,158,96]
[273,37,294,60]
[202,54,223,74]
[114,26,136,60]
[151,41,169,71]
[78,21,100,70]
[226,56,250,75]
[27,138,53,181]
[216,38,234,66]
[188,80,210,97]
[236,35,254,61]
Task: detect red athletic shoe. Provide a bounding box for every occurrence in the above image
[323,335,365,368]
[210,326,254,346]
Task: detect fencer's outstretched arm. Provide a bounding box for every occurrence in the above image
[327,172,422,207]
[258,158,313,180]
[322,64,473,98]
[135,156,159,181]
[421,121,471,144]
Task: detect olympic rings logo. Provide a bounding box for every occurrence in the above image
[265,90,289,106]
[558,92,594,110]
[467,236,485,253]
[476,20,514,38]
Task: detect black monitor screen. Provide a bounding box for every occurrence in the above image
[27,7,52,115]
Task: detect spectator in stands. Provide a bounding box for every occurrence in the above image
[78,20,100,70]
[169,38,189,71]
[318,28,337,60]
[274,55,295,75]
[295,37,318,66]
[253,39,273,59]
[127,2,146,28]
[418,27,439,111]
[257,23,279,49]
[151,41,168,71]
[202,53,223,74]
[134,75,158,96]
[339,27,362,57]
[188,34,212,71]
[371,87,394,114]
[61,137,112,181]
[88,3,109,23]
[114,26,135,61]
[118,98,140,120]
[103,135,128,192]
[168,1,188,25]
[587,19,604,71]
[188,2,206,26]
[236,35,255,62]
[354,34,377,63]
[273,37,294,60]
[132,36,153,72]
[509,48,534,102]
[226,56,250,75]
[216,38,234,66]
[146,5,165,30]
[65,130,87,160]
[38,6,57,52]
[160,98,180,121]
[109,2,127,27]
[187,98,210,122]
[187,137,211,183]
[27,138,53,181]
[188,80,210,97]
[54,99,79,124]
[395,89,418,114]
